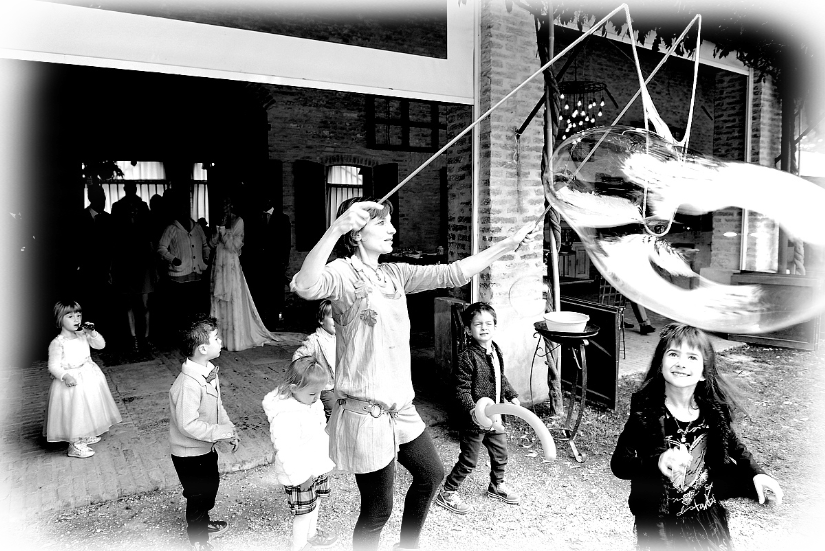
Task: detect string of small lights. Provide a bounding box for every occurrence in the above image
[557,81,608,141]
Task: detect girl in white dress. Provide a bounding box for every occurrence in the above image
[43,300,122,458]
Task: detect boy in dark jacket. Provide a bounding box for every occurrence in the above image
[435,302,521,515]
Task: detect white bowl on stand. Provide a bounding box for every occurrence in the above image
[543,311,590,333]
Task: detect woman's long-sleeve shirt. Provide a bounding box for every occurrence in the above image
[290,256,469,473]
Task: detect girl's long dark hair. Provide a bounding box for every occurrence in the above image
[641,323,749,466]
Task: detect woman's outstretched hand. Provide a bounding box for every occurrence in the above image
[330,200,385,235]
[509,222,539,250]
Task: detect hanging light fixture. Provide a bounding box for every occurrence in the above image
[556,81,610,142]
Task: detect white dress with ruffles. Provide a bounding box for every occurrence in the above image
[43,332,122,442]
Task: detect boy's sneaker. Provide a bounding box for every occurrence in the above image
[67,442,94,458]
[79,435,101,445]
[206,520,230,537]
[434,489,472,514]
[487,482,520,505]
[191,542,214,551]
[308,528,338,548]
[639,323,656,335]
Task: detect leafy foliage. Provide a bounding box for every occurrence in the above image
[702,0,825,99]
[505,0,820,109]
[80,161,124,184]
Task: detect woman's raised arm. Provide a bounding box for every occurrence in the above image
[292,200,384,291]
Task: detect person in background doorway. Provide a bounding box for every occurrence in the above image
[74,184,113,336]
[158,188,212,337]
[628,301,656,335]
[208,194,278,351]
[111,181,156,352]
[244,194,291,330]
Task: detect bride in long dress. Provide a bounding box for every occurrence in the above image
[210,196,278,351]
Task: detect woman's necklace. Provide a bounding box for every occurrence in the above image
[360,260,386,284]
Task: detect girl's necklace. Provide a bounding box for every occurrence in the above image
[665,396,699,444]
[673,416,695,444]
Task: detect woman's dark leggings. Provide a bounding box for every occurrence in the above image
[352,428,445,551]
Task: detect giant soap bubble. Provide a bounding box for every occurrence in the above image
[548,125,825,334]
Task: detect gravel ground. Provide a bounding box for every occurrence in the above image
[14,344,825,551]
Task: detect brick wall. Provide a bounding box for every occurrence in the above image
[445,104,474,301]
[262,85,471,274]
[476,0,548,401]
[708,71,748,270]
[748,76,782,273]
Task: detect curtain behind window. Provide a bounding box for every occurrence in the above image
[326,165,363,228]
[86,162,210,223]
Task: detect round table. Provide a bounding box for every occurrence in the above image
[533,321,600,462]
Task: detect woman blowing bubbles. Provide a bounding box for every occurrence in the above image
[291,197,535,551]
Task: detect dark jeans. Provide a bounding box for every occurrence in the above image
[443,429,508,491]
[171,450,219,545]
[352,428,444,551]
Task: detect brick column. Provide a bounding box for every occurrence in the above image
[747,75,781,273]
[472,0,548,402]
[710,71,746,271]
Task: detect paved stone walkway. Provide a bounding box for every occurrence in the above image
[0,334,305,522]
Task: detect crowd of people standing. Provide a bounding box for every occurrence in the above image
[72,182,291,353]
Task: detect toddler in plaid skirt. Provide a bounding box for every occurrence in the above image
[263,356,338,551]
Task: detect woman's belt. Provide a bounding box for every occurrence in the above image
[338,397,407,459]
[338,397,401,418]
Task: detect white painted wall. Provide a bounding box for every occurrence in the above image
[0,0,475,104]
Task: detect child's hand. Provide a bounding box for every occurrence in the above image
[510,397,521,407]
[658,445,691,483]
[299,475,314,492]
[753,473,783,505]
[63,374,77,387]
[228,435,240,453]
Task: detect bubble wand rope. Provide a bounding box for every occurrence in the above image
[530,13,703,235]
[376,3,629,204]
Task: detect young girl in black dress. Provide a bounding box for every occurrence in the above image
[611,323,783,550]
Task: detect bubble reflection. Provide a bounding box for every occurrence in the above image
[548,126,825,334]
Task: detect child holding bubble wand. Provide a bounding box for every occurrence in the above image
[44,299,122,458]
[611,323,783,550]
[436,301,522,515]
